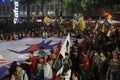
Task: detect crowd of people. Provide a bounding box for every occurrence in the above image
[0,17,120,80]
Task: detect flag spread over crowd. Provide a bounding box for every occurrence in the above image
[0,37,67,78]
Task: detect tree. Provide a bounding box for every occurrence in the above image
[63,0,81,14]
[63,0,120,15]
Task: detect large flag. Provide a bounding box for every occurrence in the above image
[79,16,86,31]
[93,22,99,33]
[53,34,71,76]
[72,19,76,29]
[59,34,71,58]
[55,34,71,79]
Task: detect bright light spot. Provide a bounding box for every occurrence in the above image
[2,0,5,2]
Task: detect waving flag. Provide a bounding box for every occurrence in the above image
[60,17,64,23]
[101,24,106,33]
[93,22,99,33]
[79,16,86,31]
[43,16,52,25]
[107,13,112,20]
[72,19,76,29]
[55,34,71,79]
[59,34,71,58]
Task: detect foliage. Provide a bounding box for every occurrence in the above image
[63,0,120,13]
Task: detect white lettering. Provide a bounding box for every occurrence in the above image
[13,1,19,24]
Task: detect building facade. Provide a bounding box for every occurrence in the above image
[0,0,71,18]
[0,0,13,17]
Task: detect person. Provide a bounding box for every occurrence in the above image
[114,46,120,58]
[36,57,45,80]
[63,52,72,68]
[56,63,71,80]
[16,65,28,80]
[99,52,109,80]
[52,54,62,80]
[1,61,18,80]
[42,30,48,38]
[106,51,120,80]
[23,51,37,80]
[7,61,18,76]
[80,51,89,80]
[38,47,47,58]
[49,48,54,55]
[81,37,90,51]
[92,50,101,80]
[70,44,80,72]
[44,57,53,80]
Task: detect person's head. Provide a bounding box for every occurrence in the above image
[46,57,53,65]
[115,46,119,51]
[73,44,78,50]
[50,48,54,54]
[39,47,44,52]
[112,51,119,59]
[16,65,23,74]
[29,51,34,58]
[8,61,18,75]
[100,52,106,57]
[100,52,107,60]
[10,61,18,69]
[65,52,69,59]
[39,57,45,63]
[51,53,57,59]
[72,71,80,80]
[94,50,98,56]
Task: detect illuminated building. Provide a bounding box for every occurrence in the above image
[0,0,71,18]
